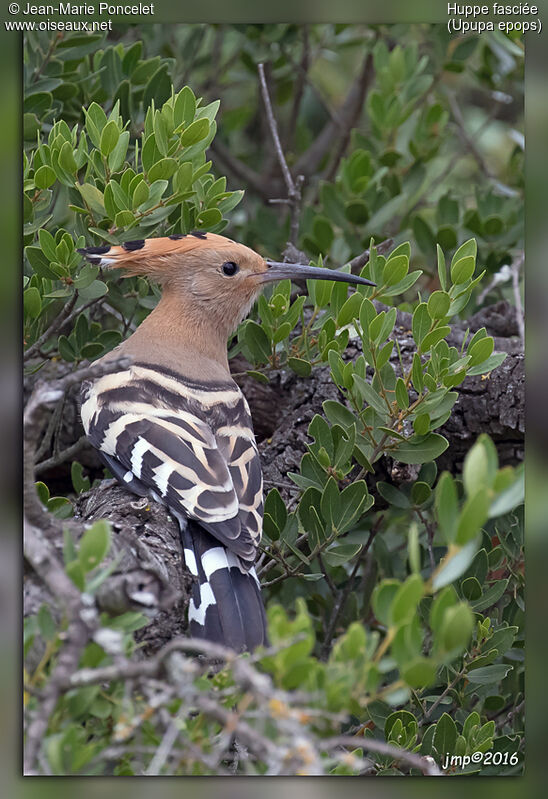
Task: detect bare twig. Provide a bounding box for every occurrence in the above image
[280,38,343,132]
[510,252,524,348]
[23,518,98,773]
[284,26,310,153]
[447,90,494,180]
[24,290,79,362]
[294,49,373,178]
[323,51,374,183]
[24,357,136,773]
[495,698,524,731]
[416,508,436,572]
[422,666,466,723]
[258,62,304,247]
[210,138,270,200]
[320,524,379,661]
[35,434,88,475]
[347,238,394,275]
[24,356,131,532]
[318,735,443,776]
[144,715,180,776]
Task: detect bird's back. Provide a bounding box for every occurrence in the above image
[80,359,267,650]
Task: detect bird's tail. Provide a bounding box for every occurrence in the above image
[180,518,268,652]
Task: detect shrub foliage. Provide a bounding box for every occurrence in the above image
[24,25,524,776]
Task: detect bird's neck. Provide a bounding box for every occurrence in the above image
[119,288,233,383]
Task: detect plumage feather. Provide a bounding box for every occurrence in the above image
[81,363,263,566]
[79,232,371,651]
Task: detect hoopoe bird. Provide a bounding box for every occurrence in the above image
[78,232,375,651]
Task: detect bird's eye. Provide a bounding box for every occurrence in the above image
[222,261,239,276]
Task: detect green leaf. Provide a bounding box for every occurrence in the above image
[466,664,512,685]
[411,481,431,505]
[377,481,410,509]
[462,438,492,496]
[132,180,150,208]
[438,602,474,654]
[412,303,430,347]
[467,352,507,376]
[403,658,437,688]
[433,713,458,756]
[413,215,436,257]
[24,287,42,319]
[456,489,490,545]
[381,270,422,297]
[437,244,447,291]
[390,574,425,625]
[372,579,400,627]
[181,118,210,146]
[153,111,169,156]
[395,378,409,410]
[323,542,362,567]
[489,468,524,517]
[78,520,111,573]
[413,413,430,435]
[143,64,171,108]
[243,321,271,363]
[58,334,76,362]
[435,472,458,544]
[392,433,448,465]
[451,255,475,284]
[451,238,477,268]
[352,374,389,417]
[382,255,408,286]
[34,165,56,189]
[66,560,85,591]
[411,353,424,394]
[345,199,369,224]
[336,481,370,532]
[77,184,105,217]
[99,120,120,157]
[174,86,196,127]
[432,537,480,590]
[420,326,450,353]
[38,229,58,262]
[468,336,494,366]
[470,578,509,611]
[148,158,178,182]
[287,357,312,377]
[58,141,78,174]
[322,400,357,429]
[427,291,450,320]
[264,487,287,537]
[337,292,362,327]
[38,604,56,641]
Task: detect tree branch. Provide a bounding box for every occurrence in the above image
[210,137,270,200]
[293,49,374,177]
[318,735,442,776]
[323,51,374,183]
[283,26,310,153]
[258,62,304,247]
[24,290,79,362]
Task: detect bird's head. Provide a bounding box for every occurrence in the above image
[78,232,375,335]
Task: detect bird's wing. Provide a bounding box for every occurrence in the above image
[81,362,262,562]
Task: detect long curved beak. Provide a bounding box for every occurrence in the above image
[262,261,376,287]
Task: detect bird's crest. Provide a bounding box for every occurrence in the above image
[77,231,244,277]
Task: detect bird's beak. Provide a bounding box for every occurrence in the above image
[262,261,376,287]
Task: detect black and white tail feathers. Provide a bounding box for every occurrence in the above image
[180,518,267,652]
[80,362,268,652]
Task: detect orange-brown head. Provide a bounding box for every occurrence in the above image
[78,231,375,338]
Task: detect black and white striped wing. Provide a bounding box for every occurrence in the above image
[81,365,263,563]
